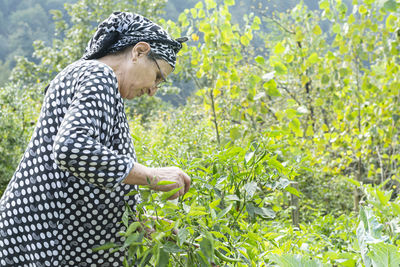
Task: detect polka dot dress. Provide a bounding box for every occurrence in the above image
[0,60,140,266]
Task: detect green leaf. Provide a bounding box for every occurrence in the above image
[313,25,322,35]
[205,0,217,9]
[178,13,189,27]
[386,14,397,30]
[391,202,400,216]
[122,208,129,227]
[376,189,391,206]
[332,23,341,34]
[252,16,261,30]
[319,0,329,9]
[126,222,141,236]
[188,209,208,216]
[188,206,208,216]
[123,233,141,248]
[254,207,276,219]
[92,242,117,252]
[210,231,228,241]
[321,74,330,84]
[348,14,355,24]
[307,53,319,65]
[244,181,258,198]
[195,1,204,9]
[200,234,214,261]
[255,56,265,64]
[269,158,285,173]
[268,254,325,267]
[225,195,240,201]
[345,177,361,187]
[157,247,170,267]
[161,186,182,201]
[245,151,255,163]
[230,127,241,140]
[198,8,205,18]
[246,202,256,218]
[384,0,397,12]
[289,118,303,137]
[224,0,235,6]
[217,204,233,218]
[139,249,152,267]
[210,199,221,209]
[240,35,250,46]
[359,5,367,14]
[357,207,388,267]
[123,257,129,267]
[273,61,287,75]
[285,186,301,197]
[263,79,280,97]
[125,189,139,197]
[274,42,285,54]
[157,180,176,186]
[199,22,212,33]
[162,241,185,253]
[249,74,261,87]
[178,228,189,246]
[196,250,210,267]
[368,243,400,267]
[338,3,348,14]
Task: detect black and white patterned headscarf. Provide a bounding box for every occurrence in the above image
[82,12,187,69]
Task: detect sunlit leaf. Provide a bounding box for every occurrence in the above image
[224,0,235,6]
[313,25,322,35]
[368,243,400,267]
[163,242,185,253]
[255,56,265,64]
[268,254,326,267]
[161,187,182,201]
[274,42,285,54]
[254,207,276,219]
[92,242,117,252]
[157,181,176,186]
[285,186,301,197]
[383,0,397,12]
[217,204,233,218]
[244,181,258,198]
[273,61,287,75]
[386,14,397,30]
[178,228,189,246]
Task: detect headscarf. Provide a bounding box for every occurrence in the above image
[82,12,188,69]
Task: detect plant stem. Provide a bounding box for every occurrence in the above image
[210,88,221,145]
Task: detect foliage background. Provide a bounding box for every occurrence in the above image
[0,0,400,266]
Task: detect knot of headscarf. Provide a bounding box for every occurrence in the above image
[82,12,187,69]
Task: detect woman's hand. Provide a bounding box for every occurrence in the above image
[124,163,191,200]
[149,167,191,199]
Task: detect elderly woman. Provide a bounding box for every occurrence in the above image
[0,12,191,266]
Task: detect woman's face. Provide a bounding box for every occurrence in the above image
[119,43,173,99]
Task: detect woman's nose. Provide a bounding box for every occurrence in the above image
[148,86,157,96]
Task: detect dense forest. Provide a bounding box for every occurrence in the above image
[1,0,400,266]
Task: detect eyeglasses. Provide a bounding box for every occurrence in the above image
[152,58,168,86]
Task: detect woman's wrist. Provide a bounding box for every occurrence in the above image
[123,162,157,186]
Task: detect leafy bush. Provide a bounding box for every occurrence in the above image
[1,0,400,266]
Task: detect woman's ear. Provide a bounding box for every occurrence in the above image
[133,42,151,58]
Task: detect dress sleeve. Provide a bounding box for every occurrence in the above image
[52,65,134,190]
